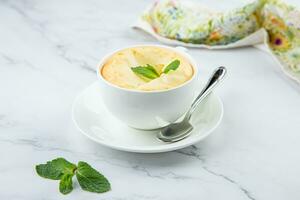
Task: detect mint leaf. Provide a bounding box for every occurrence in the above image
[76,161,111,193]
[36,158,111,195]
[163,59,180,74]
[145,64,160,76]
[131,64,159,80]
[59,173,74,195]
[36,158,76,180]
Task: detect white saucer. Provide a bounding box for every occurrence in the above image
[72,82,223,153]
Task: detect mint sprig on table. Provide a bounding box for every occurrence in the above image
[131,59,180,81]
[35,158,111,195]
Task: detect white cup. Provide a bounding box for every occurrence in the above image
[97,45,199,130]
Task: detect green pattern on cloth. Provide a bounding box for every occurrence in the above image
[141,0,300,72]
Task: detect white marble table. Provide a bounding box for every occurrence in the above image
[1,0,300,199]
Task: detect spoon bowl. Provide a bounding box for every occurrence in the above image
[157,121,193,142]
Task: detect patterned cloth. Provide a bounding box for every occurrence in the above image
[138,0,300,79]
[261,0,300,72]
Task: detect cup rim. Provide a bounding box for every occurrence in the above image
[97,44,198,94]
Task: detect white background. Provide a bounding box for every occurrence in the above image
[0,0,300,199]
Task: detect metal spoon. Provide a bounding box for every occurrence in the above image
[157,66,227,143]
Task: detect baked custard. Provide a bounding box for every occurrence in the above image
[101,46,194,91]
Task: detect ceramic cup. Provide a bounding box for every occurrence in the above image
[97,45,199,130]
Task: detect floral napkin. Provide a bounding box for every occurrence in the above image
[133,0,300,83]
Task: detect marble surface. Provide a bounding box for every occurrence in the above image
[1,0,300,199]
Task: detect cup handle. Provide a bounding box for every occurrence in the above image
[175,46,188,52]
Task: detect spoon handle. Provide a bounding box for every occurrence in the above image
[184,66,227,121]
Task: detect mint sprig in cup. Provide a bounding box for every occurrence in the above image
[131,59,180,81]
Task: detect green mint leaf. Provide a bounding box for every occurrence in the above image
[76,161,111,193]
[145,64,160,76]
[59,173,74,195]
[131,64,159,80]
[36,158,76,180]
[163,59,180,74]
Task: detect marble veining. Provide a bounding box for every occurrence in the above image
[1,0,300,199]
